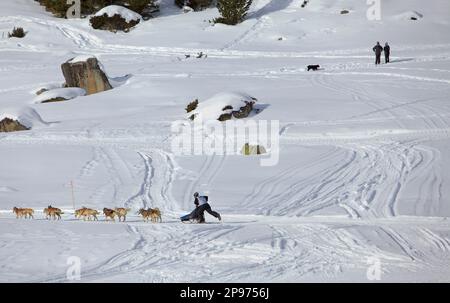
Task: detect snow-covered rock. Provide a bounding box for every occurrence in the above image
[189,92,258,121]
[90,5,142,32]
[34,87,86,103]
[94,5,142,23]
[0,107,48,131]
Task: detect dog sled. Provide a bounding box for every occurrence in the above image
[180,213,205,224]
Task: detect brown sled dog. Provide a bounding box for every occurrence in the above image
[138,208,162,223]
[77,208,99,221]
[150,208,162,223]
[103,208,117,222]
[87,209,100,221]
[74,207,88,219]
[44,205,64,220]
[114,208,130,222]
[138,208,151,222]
[13,207,34,219]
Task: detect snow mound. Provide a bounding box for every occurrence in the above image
[0,107,48,129]
[393,11,424,21]
[189,92,257,121]
[94,5,142,22]
[34,87,86,103]
[32,83,62,95]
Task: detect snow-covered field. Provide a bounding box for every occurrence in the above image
[1,0,450,282]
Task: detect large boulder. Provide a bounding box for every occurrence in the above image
[0,117,29,132]
[61,56,112,95]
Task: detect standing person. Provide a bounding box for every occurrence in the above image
[384,42,390,64]
[373,42,383,65]
[183,192,221,223]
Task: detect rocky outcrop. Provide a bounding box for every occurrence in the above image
[218,101,254,121]
[0,117,29,132]
[186,99,199,113]
[61,56,112,95]
[41,97,68,103]
[90,13,140,32]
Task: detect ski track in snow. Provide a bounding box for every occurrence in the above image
[122,150,179,213]
[221,14,273,51]
[16,215,449,283]
[269,72,447,219]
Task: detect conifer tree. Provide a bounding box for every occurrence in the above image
[215,0,252,25]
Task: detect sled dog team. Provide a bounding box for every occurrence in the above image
[11,192,221,224]
[12,205,162,223]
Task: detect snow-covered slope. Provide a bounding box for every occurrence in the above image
[1,0,450,282]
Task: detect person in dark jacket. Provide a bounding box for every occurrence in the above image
[384,42,390,63]
[373,42,383,65]
[184,192,221,223]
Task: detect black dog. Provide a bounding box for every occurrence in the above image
[307,65,320,71]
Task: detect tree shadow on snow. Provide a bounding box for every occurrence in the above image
[249,0,295,19]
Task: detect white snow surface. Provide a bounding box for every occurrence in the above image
[1,0,450,282]
[33,87,86,103]
[94,5,142,22]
